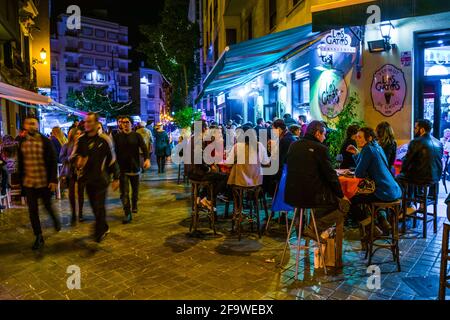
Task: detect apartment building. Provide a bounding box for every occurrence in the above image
[131,65,166,123]
[51,14,132,104]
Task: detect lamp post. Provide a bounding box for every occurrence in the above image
[32,48,47,65]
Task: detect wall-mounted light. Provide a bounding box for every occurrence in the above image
[33,48,47,65]
[368,21,395,53]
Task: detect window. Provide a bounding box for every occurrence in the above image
[96,59,106,68]
[51,75,58,86]
[97,72,107,82]
[247,14,253,40]
[148,86,155,98]
[82,72,93,81]
[82,27,93,36]
[292,76,310,110]
[95,44,106,52]
[81,57,94,66]
[226,29,237,46]
[147,74,153,83]
[82,42,93,51]
[95,29,106,38]
[269,0,277,30]
[108,32,118,40]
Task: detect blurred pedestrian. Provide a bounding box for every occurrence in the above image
[50,126,67,160]
[154,123,170,174]
[18,117,60,250]
[75,112,120,243]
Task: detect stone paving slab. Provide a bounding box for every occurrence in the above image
[0,175,449,300]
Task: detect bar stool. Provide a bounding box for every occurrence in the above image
[189,179,216,235]
[367,200,402,272]
[401,182,438,238]
[439,222,450,300]
[230,185,268,241]
[279,208,327,279]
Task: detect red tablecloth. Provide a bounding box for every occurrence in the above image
[338,176,362,199]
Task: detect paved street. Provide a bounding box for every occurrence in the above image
[0,164,448,300]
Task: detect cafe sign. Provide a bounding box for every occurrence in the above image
[371,64,406,117]
[318,69,348,118]
[320,28,356,53]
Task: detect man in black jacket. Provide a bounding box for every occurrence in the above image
[76,112,120,243]
[400,119,443,185]
[113,116,150,224]
[18,116,60,250]
[285,121,348,240]
[272,119,296,182]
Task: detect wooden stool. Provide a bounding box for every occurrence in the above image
[367,200,402,272]
[439,222,450,300]
[231,185,268,241]
[401,182,438,238]
[189,180,216,235]
[279,208,327,279]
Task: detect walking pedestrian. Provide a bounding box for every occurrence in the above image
[113,116,150,224]
[60,127,85,224]
[75,112,120,243]
[18,117,61,250]
[50,126,67,159]
[154,123,170,174]
[136,121,153,171]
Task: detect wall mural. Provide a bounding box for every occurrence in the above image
[371,64,407,117]
[318,69,348,118]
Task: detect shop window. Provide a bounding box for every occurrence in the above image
[425,46,450,76]
[292,76,310,114]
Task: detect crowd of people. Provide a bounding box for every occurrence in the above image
[0,109,446,251]
[184,115,445,244]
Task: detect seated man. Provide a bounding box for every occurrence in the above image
[285,121,349,241]
[399,119,443,186]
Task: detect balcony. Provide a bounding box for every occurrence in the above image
[66,47,79,53]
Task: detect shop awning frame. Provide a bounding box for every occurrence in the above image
[196,24,321,102]
[0,81,51,105]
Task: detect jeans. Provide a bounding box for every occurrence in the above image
[157,156,166,173]
[85,183,108,237]
[24,187,59,236]
[120,173,140,215]
[68,176,85,218]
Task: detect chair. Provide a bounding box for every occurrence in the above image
[279,208,327,279]
[230,185,268,241]
[367,200,402,272]
[439,222,450,300]
[401,182,438,238]
[189,179,217,235]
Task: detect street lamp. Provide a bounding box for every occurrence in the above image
[380,21,395,51]
[32,48,47,65]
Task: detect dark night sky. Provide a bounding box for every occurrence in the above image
[52,0,166,70]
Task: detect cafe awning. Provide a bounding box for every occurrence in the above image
[312,0,450,32]
[196,24,320,102]
[0,81,51,105]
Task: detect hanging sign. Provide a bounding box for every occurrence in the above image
[371,64,407,117]
[320,28,356,53]
[318,70,348,118]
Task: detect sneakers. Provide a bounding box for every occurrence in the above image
[95,227,110,243]
[122,213,132,224]
[32,234,44,250]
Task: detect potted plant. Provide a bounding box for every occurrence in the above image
[173,106,202,139]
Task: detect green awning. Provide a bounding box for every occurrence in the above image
[196,24,320,102]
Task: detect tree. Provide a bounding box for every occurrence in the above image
[66,86,135,120]
[173,106,202,129]
[139,0,200,111]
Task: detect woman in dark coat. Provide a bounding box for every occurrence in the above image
[340,124,360,169]
[154,123,170,174]
[376,121,397,170]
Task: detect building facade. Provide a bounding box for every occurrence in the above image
[199,0,450,146]
[0,0,51,136]
[51,14,132,105]
[131,66,166,123]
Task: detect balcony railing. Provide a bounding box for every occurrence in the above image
[66,62,78,68]
[66,77,79,83]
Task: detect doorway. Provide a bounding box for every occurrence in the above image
[415,29,450,138]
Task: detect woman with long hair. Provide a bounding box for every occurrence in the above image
[51,126,68,160]
[375,121,397,169]
[60,128,85,224]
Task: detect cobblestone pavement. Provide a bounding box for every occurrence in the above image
[0,167,449,300]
